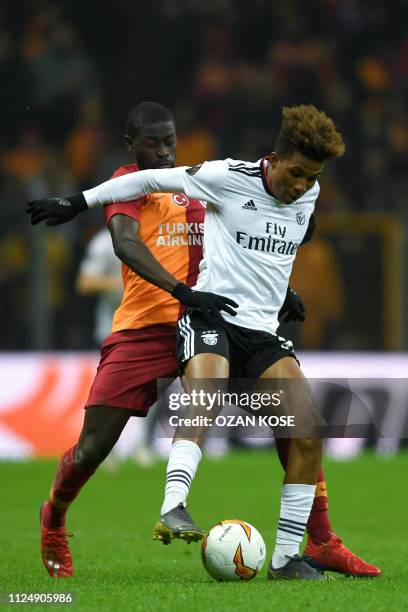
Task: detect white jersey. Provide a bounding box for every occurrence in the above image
[84,158,319,334]
[79,228,122,344]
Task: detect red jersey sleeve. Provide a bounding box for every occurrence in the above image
[104,164,145,225]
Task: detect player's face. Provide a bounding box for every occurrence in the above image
[267,151,324,204]
[126,121,177,170]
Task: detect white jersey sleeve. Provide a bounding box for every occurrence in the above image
[84,160,228,209]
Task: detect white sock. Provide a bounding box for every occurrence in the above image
[160,440,202,515]
[272,483,316,569]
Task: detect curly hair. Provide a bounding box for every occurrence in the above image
[275,104,345,161]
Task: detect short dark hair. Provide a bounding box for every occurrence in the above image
[125,102,174,139]
[275,104,345,161]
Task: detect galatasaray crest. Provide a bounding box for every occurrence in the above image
[172,193,189,207]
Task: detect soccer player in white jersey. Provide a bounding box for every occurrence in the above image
[27,106,373,580]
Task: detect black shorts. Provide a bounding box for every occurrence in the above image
[176,309,298,378]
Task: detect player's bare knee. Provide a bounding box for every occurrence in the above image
[75,439,106,471]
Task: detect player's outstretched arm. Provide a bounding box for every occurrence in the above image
[26,162,227,226]
[109,214,238,319]
[26,168,184,226]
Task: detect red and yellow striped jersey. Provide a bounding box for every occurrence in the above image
[104,164,205,331]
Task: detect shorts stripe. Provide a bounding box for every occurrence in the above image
[178,311,195,361]
[186,311,195,359]
[177,314,189,360]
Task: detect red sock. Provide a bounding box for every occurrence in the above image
[275,438,332,544]
[42,446,95,529]
[307,476,332,544]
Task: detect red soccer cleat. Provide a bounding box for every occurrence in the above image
[303,533,381,577]
[40,503,74,577]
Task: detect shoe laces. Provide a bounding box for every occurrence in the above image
[44,530,73,561]
[329,535,343,548]
[329,535,360,561]
[176,502,190,517]
[287,554,303,563]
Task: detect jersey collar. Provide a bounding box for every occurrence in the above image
[260,157,277,198]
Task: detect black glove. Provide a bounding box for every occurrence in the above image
[278,287,305,323]
[172,282,238,322]
[26,193,88,226]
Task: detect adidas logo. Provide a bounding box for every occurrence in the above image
[242,199,257,210]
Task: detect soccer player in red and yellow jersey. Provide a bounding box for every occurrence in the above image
[34,103,380,579]
[38,102,236,577]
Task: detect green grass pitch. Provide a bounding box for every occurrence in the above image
[1,450,407,611]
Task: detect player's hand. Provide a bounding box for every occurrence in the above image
[26,194,88,226]
[278,287,305,323]
[172,282,238,321]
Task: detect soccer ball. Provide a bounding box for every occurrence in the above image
[201,520,266,582]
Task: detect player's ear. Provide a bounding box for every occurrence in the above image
[125,135,133,152]
[268,152,279,167]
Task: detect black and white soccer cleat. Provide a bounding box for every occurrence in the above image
[153,503,205,545]
[267,554,333,580]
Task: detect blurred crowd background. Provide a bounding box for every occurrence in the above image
[1,0,407,351]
